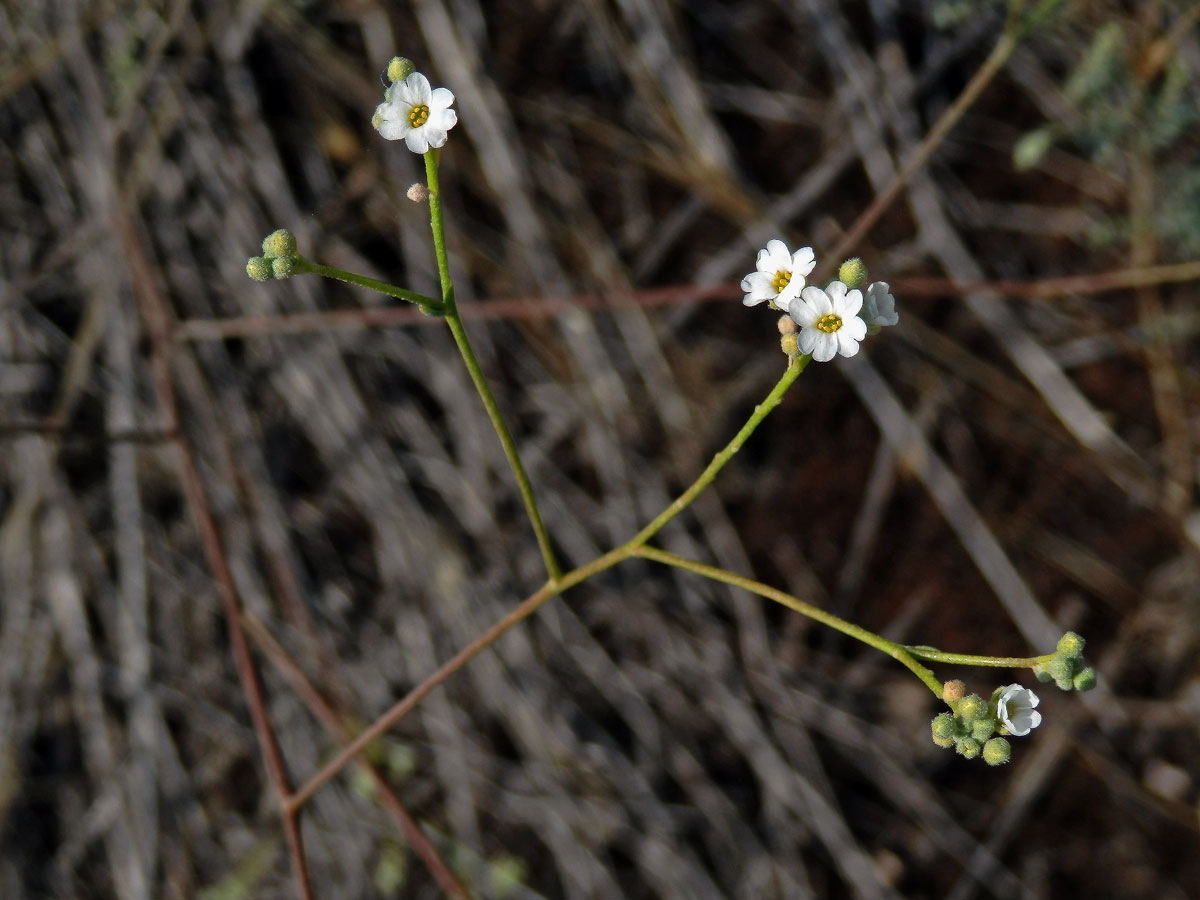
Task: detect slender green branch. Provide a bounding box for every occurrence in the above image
[904,646,1055,669]
[633,544,945,698]
[290,350,812,808]
[423,151,562,581]
[293,255,442,312]
[629,355,808,547]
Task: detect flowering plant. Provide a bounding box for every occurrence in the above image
[239,54,1099,897]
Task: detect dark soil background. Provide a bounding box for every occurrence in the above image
[3,0,1199,898]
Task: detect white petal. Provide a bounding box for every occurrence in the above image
[1027,709,1042,728]
[811,333,837,362]
[435,107,458,131]
[761,239,791,271]
[843,314,867,341]
[405,72,432,105]
[430,86,455,111]
[838,288,863,318]
[835,329,860,357]
[790,246,816,276]
[423,128,449,149]
[404,129,431,153]
[790,296,821,326]
[800,285,832,316]
[378,119,409,141]
[796,327,820,354]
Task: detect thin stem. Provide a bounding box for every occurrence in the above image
[290,355,809,808]
[633,545,945,699]
[629,355,808,546]
[293,255,443,312]
[818,28,1020,277]
[423,150,562,582]
[904,646,1055,669]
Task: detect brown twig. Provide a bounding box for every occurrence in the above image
[114,201,315,900]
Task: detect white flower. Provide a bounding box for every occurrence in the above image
[996,684,1041,737]
[740,240,816,307]
[784,280,868,362]
[373,72,457,154]
[862,281,899,328]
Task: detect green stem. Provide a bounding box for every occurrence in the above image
[904,646,1055,669]
[423,150,562,582]
[633,545,945,698]
[293,255,442,313]
[629,355,809,547]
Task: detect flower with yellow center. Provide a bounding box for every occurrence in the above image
[740,240,816,308]
[372,71,458,154]
[782,280,868,362]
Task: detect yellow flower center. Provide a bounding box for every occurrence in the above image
[816,313,843,333]
[771,270,792,293]
[409,105,430,127]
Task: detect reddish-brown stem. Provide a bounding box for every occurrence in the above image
[169,260,1200,343]
[243,613,469,898]
[115,203,313,900]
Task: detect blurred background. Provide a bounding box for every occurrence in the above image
[3,0,1200,897]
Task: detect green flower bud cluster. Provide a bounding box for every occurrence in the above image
[246,229,300,282]
[929,694,1011,766]
[1033,631,1096,692]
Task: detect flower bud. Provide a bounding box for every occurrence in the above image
[1056,631,1086,658]
[942,680,966,703]
[261,229,297,259]
[271,256,296,279]
[777,314,797,335]
[780,332,800,359]
[957,694,987,722]
[837,257,868,290]
[1032,662,1053,682]
[931,712,956,747]
[956,737,981,759]
[386,56,416,83]
[246,256,273,282]
[970,718,996,742]
[1072,666,1097,691]
[407,183,430,203]
[982,737,1012,766]
[1049,655,1076,686]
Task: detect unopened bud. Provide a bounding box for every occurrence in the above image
[982,737,1012,766]
[971,718,996,741]
[1049,655,1076,686]
[942,680,966,703]
[271,256,295,279]
[261,229,297,259]
[837,257,868,290]
[931,712,956,747]
[1073,666,1097,691]
[780,332,799,358]
[956,737,981,759]
[1056,631,1086,659]
[407,183,430,203]
[957,694,987,722]
[246,256,273,282]
[386,57,416,83]
[777,314,797,335]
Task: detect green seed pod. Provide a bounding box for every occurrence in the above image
[956,737,981,759]
[971,718,996,742]
[246,256,273,282]
[1056,631,1086,659]
[957,694,987,722]
[271,256,295,279]
[982,737,1012,766]
[261,229,297,259]
[837,257,869,290]
[387,56,416,83]
[1072,666,1097,692]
